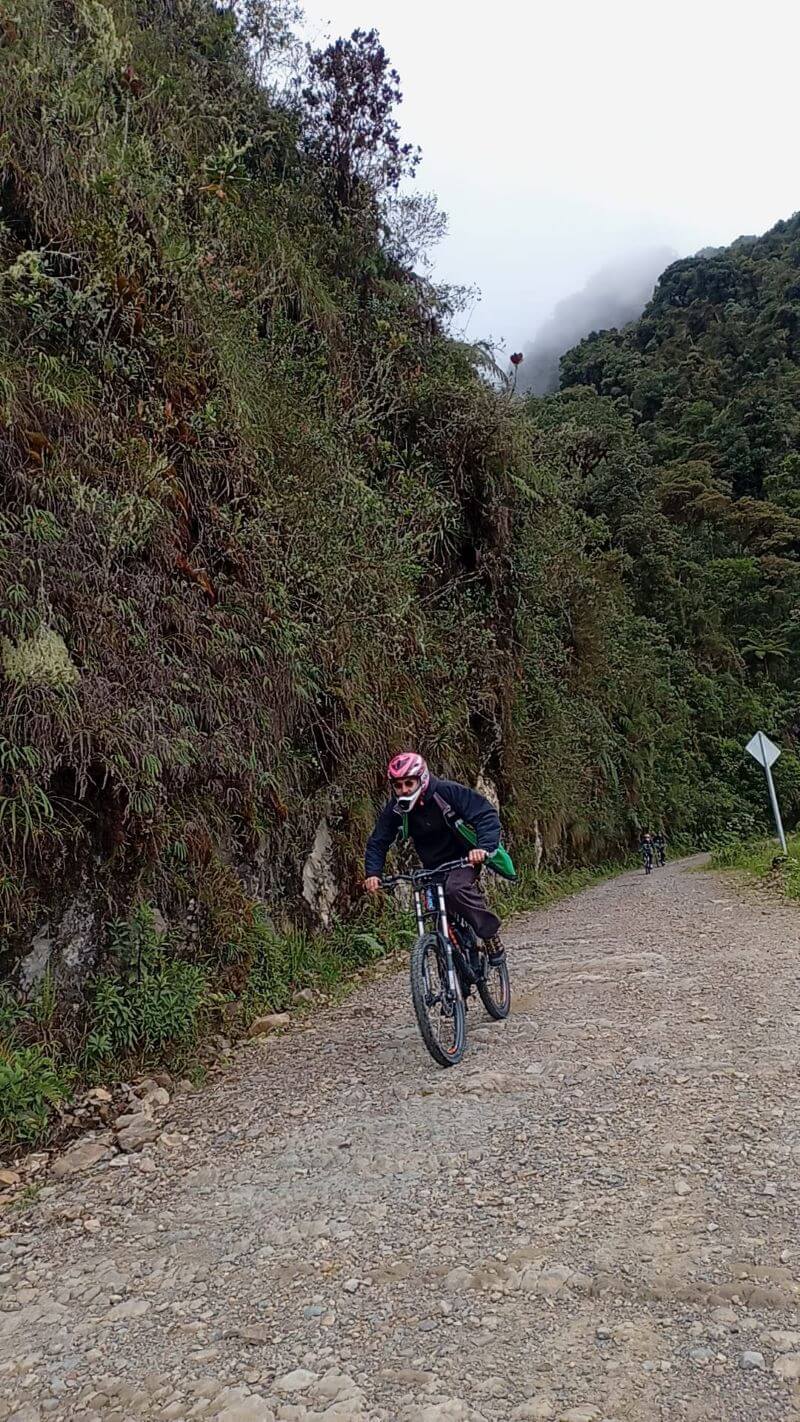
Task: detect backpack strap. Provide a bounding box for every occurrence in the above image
[400,793,456,844]
[400,794,454,840]
[432,791,456,824]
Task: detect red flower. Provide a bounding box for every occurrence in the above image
[510,352,523,366]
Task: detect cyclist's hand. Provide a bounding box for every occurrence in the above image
[364,876,381,893]
[468,848,487,865]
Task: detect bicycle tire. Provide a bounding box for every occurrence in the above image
[477,955,511,1020]
[410,933,466,1067]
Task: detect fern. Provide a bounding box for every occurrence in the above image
[0,1047,74,1149]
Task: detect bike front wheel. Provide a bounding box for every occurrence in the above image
[477,954,511,1020]
[410,933,466,1067]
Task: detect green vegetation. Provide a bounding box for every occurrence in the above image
[560,225,800,837]
[1,0,799,1147]
[0,1046,74,1150]
[711,833,800,900]
[0,980,75,1151]
[0,893,414,1148]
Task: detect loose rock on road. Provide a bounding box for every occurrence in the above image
[3,855,800,1422]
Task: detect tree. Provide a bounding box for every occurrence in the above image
[301,29,420,212]
[381,190,447,272]
[237,0,302,87]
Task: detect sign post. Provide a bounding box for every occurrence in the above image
[745,731,787,855]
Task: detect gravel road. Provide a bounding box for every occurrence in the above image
[2,855,800,1422]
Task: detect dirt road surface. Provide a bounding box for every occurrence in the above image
[3,856,800,1422]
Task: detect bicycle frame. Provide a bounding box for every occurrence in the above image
[382,859,468,1002]
[378,855,510,1062]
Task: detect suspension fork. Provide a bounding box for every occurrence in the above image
[436,882,461,1000]
[414,885,461,1001]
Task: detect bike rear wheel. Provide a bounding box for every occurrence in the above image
[410,933,466,1067]
[477,954,511,1020]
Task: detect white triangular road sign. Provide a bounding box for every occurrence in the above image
[745,731,780,769]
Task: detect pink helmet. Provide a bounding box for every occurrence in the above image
[387,751,429,812]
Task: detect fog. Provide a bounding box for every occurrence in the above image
[299,0,800,353]
[517,246,677,395]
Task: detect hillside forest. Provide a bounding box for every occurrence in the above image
[1,0,799,1143]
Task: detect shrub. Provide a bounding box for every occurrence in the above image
[1,626,79,688]
[0,1045,74,1151]
[87,904,208,1059]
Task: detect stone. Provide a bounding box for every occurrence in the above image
[315,1404,362,1421]
[774,1354,800,1381]
[476,774,500,811]
[248,1014,290,1037]
[0,1169,21,1187]
[116,1117,159,1152]
[274,1370,317,1394]
[216,1399,275,1422]
[766,1331,800,1352]
[689,1347,713,1363]
[302,818,338,929]
[48,895,97,993]
[20,923,53,992]
[312,1373,361,1404]
[107,1298,149,1321]
[558,1409,601,1422]
[674,1178,691,1196]
[513,1400,556,1420]
[739,1351,765,1371]
[52,1139,113,1178]
[711,1307,737,1325]
[240,1324,270,1343]
[444,1266,473,1293]
[116,1104,154,1128]
[140,1086,170,1109]
[416,1404,472,1422]
[532,1264,573,1296]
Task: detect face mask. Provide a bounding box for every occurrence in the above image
[393,782,423,813]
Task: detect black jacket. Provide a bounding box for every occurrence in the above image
[364,776,501,876]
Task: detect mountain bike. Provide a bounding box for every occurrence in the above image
[642,846,653,875]
[379,858,511,1067]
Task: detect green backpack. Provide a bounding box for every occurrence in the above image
[400,791,517,881]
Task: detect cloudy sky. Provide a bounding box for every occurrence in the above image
[300,0,800,350]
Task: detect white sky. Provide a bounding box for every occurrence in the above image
[300,0,800,348]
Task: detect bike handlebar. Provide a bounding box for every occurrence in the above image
[378,857,472,892]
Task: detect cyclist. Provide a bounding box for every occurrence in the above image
[654,830,666,867]
[364,752,507,964]
[640,831,654,872]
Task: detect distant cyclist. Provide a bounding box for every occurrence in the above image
[640,831,654,874]
[654,830,667,867]
[364,752,507,964]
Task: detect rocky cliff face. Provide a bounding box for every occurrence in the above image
[2,0,797,1016]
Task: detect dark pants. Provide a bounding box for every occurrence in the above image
[444,865,501,941]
